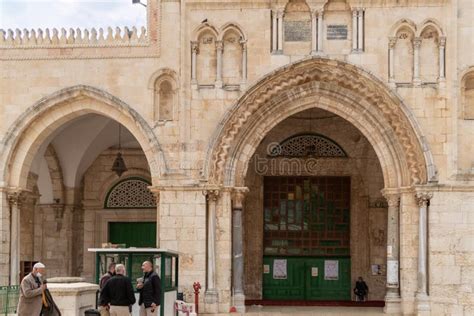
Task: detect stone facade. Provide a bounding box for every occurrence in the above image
[0,0,474,315]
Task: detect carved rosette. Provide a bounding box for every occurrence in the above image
[208,59,428,186]
[415,192,432,208]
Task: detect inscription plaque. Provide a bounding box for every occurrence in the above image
[327,25,348,40]
[284,21,311,42]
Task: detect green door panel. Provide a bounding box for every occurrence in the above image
[263,256,351,301]
[108,222,157,248]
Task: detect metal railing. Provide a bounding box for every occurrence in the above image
[0,286,19,316]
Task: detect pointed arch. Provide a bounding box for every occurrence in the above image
[0,85,167,189]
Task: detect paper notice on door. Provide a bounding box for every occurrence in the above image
[263,264,270,274]
[311,267,318,277]
[273,259,287,279]
[324,260,339,280]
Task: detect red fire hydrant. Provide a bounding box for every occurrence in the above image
[193,282,201,314]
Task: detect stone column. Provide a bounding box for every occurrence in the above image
[272,10,278,53]
[204,189,220,312]
[150,189,160,247]
[231,187,248,313]
[191,41,198,85]
[215,40,223,88]
[413,37,422,86]
[439,37,446,81]
[389,37,396,83]
[357,9,364,51]
[311,10,317,54]
[277,11,284,53]
[317,11,324,53]
[383,192,401,314]
[352,9,358,52]
[8,191,24,285]
[415,192,432,313]
[240,40,247,87]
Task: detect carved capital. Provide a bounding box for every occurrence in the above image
[311,10,319,19]
[383,193,400,208]
[277,10,285,19]
[415,192,432,208]
[216,40,223,51]
[317,10,324,18]
[439,36,446,47]
[240,40,247,51]
[413,37,422,49]
[232,187,249,210]
[191,41,199,54]
[389,37,397,48]
[203,189,220,202]
[7,191,26,208]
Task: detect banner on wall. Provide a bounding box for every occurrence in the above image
[324,260,339,280]
[273,259,287,279]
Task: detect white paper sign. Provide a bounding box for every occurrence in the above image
[324,260,339,280]
[311,267,319,277]
[273,259,287,279]
[263,264,270,274]
[387,260,399,286]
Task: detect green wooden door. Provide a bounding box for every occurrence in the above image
[109,222,157,247]
[263,177,351,301]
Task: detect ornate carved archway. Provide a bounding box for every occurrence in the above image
[204,57,436,188]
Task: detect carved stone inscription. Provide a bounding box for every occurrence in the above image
[284,21,311,42]
[327,25,348,40]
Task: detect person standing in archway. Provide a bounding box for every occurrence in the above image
[137,261,161,316]
[17,262,47,316]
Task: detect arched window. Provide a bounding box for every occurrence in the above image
[463,72,474,120]
[197,30,217,85]
[222,29,242,86]
[268,134,347,158]
[104,177,156,209]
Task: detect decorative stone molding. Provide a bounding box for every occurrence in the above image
[7,190,26,207]
[415,191,432,207]
[206,58,432,187]
[0,26,147,48]
[232,187,249,209]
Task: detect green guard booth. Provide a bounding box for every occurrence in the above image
[88,248,178,316]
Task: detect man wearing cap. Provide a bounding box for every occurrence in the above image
[17,262,47,316]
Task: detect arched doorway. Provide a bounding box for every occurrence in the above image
[203,58,435,313]
[0,85,165,285]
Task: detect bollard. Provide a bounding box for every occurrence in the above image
[193,281,201,314]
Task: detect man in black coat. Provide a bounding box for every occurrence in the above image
[353,276,369,302]
[137,261,161,316]
[100,264,136,316]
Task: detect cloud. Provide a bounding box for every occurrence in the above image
[0,0,147,30]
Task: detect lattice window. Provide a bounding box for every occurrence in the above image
[105,178,156,209]
[269,134,346,157]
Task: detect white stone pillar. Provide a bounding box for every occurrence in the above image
[240,40,247,87]
[383,192,401,314]
[277,11,284,53]
[415,192,432,313]
[191,41,198,85]
[272,10,278,53]
[232,187,248,313]
[389,37,396,83]
[439,37,446,81]
[8,191,24,285]
[352,9,358,52]
[215,40,223,88]
[357,9,364,51]
[317,11,324,53]
[413,37,422,86]
[311,10,317,54]
[204,189,219,311]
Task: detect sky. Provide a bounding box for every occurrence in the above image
[0,0,147,31]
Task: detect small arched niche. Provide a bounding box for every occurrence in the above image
[222,28,243,86]
[462,71,474,120]
[153,75,177,122]
[394,26,414,83]
[283,0,311,55]
[197,29,218,85]
[322,0,352,55]
[419,26,440,83]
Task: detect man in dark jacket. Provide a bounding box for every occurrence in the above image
[137,261,161,316]
[99,262,116,316]
[353,276,369,302]
[100,264,136,316]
